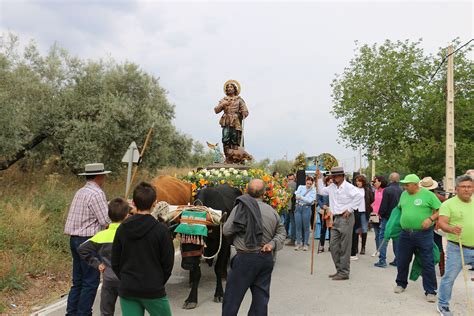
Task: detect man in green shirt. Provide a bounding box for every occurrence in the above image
[394,174,441,303]
[437,175,474,316]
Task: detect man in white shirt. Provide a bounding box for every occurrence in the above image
[316,167,363,280]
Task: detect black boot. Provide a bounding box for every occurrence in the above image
[360,233,367,254]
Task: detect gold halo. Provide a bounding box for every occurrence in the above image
[223,80,241,95]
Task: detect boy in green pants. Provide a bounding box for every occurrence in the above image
[78,197,130,315]
[112,182,175,316]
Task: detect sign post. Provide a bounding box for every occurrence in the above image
[122,141,140,197]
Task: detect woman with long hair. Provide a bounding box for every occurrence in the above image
[351,175,374,259]
[370,175,387,257]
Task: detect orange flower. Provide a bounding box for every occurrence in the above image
[191,183,197,191]
[199,179,208,186]
[262,175,271,182]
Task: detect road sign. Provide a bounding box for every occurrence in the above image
[123,141,140,196]
[122,141,140,163]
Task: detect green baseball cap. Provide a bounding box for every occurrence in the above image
[400,174,421,184]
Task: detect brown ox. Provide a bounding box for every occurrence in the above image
[150,175,192,205]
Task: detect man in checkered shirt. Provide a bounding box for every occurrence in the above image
[64,163,111,315]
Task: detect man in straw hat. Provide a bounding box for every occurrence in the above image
[437,175,474,316]
[316,166,363,280]
[64,163,111,315]
[419,176,446,276]
[214,79,249,163]
[394,174,441,303]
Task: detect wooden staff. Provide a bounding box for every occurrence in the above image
[125,124,154,199]
[459,237,473,314]
[310,158,319,275]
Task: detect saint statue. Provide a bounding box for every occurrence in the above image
[214,80,249,164]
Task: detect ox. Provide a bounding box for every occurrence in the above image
[150,176,241,309]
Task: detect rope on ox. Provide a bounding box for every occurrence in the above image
[201,223,223,260]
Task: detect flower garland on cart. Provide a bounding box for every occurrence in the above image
[181,168,291,213]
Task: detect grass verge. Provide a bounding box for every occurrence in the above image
[0,165,191,313]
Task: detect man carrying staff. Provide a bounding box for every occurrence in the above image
[437,175,474,316]
[64,163,111,315]
[316,166,363,280]
[214,79,249,163]
[222,179,286,316]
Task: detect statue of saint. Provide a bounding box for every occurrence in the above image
[214,80,249,163]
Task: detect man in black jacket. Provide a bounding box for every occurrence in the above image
[112,182,174,316]
[375,172,403,268]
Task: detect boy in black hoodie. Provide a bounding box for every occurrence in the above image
[112,182,174,316]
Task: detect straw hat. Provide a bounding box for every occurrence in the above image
[419,176,438,190]
[326,166,345,176]
[78,163,111,176]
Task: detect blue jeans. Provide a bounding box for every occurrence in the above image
[280,209,288,234]
[294,205,311,246]
[438,242,474,308]
[287,211,296,242]
[396,228,437,295]
[378,218,399,263]
[66,236,100,316]
[357,213,368,233]
[373,223,381,250]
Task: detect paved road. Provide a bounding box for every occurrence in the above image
[36,232,471,315]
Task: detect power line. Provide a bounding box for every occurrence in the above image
[427,39,473,84]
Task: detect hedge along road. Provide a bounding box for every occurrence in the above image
[34,231,470,315]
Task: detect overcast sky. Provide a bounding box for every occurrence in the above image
[1,0,472,171]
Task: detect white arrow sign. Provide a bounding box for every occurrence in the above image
[122,141,140,163]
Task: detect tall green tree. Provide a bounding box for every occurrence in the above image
[0,33,196,172]
[331,39,473,179]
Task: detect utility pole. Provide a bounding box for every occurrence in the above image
[359,148,362,174]
[354,156,357,174]
[445,45,455,196]
[371,148,376,180]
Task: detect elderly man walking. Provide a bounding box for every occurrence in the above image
[64,163,111,315]
[316,167,363,280]
[437,175,474,316]
[222,179,286,316]
[394,174,441,303]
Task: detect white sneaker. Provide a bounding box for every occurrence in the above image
[303,245,309,251]
[350,256,359,261]
[426,293,437,303]
[294,244,301,251]
[394,286,405,294]
[371,251,380,257]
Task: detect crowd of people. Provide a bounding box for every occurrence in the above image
[63,163,286,316]
[280,167,473,316]
[63,162,473,316]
